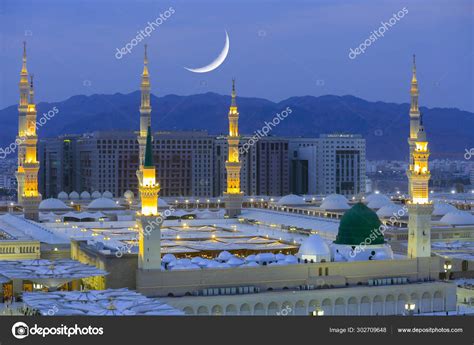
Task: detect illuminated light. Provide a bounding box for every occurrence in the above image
[211,234,216,239]
[450,190,455,194]
[375,190,380,194]
[176,235,180,240]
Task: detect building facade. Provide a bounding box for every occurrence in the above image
[290,134,366,196]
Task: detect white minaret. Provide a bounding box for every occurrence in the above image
[406,57,433,259]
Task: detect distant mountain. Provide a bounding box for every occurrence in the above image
[0,91,472,160]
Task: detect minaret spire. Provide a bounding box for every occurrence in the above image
[406,55,433,259]
[224,79,243,217]
[16,43,41,220]
[137,44,152,184]
[407,54,421,198]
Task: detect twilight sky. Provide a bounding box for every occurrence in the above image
[0,0,472,111]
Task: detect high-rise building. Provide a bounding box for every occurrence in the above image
[15,43,41,220]
[290,134,366,196]
[39,131,214,198]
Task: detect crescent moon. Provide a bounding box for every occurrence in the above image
[184,31,229,73]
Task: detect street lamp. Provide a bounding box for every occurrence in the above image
[444,262,452,280]
[311,308,324,316]
[404,302,415,316]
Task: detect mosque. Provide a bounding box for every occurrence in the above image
[0,44,464,316]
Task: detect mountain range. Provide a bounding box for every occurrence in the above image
[0,91,472,160]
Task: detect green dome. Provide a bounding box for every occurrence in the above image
[334,202,384,245]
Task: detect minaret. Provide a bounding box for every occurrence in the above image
[137,44,152,184]
[16,42,29,205]
[407,54,420,198]
[224,79,244,217]
[406,58,433,259]
[15,43,42,220]
[137,127,161,269]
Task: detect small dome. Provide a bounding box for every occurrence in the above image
[217,251,233,262]
[162,254,176,264]
[87,197,120,210]
[440,211,474,225]
[58,191,68,200]
[366,194,392,209]
[39,198,71,211]
[91,191,102,199]
[124,190,134,200]
[335,203,384,245]
[80,191,91,200]
[324,194,349,203]
[69,191,80,200]
[320,198,350,211]
[376,204,406,218]
[102,191,113,199]
[297,234,331,262]
[276,194,306,206]
[433,202,457,216]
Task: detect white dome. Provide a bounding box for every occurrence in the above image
[324,194,349,203]
[376,204,406,218]
[320,198,350,211]
[102,191,113,199]
[69,191,79,200]
[80,191,91,200]
[87,197,120,210]
[162,254,176,264]
[58,191,68,200]
[217,251,233,262]
[297,234,330,262]
[91,191,102,199]
[276,194,306,206]
[124,190,134,200]
[440,211,474,225]
[39,198,71,211]
[366,194,392,209]
[433,202,457,216]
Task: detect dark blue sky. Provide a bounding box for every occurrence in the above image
[1,0,472,111]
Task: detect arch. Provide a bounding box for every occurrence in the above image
[308,299,319,314]
[372,295,383,316]
[347,297,358,315]
[397,294,408,315]
[410,293,419,313]
[433,291,443,311]
[334,297,345,315]
[360,296,371,315]
[280,301,293,315]
[385,295,396,315]
[254,303,265,316]
[239,303,251,316]
[267,302,279,316]
[321,298,332,316]
[183,307,194,315]
[197,306,209,315]
[211,305,223,316]
[225,304,237,316]
[421,292,431,313]
[295,300,306,315]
